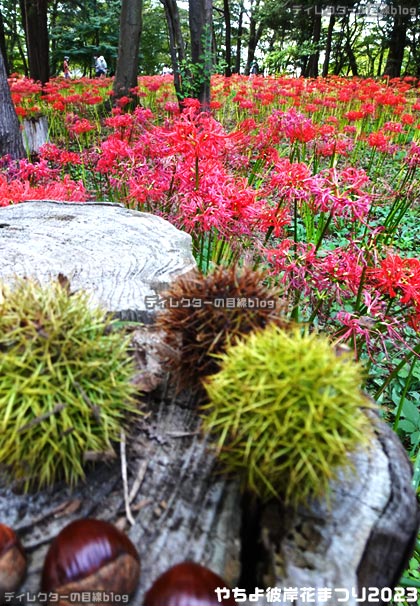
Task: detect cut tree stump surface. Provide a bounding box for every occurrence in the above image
[0,200,196,322]
[0,201,418,606]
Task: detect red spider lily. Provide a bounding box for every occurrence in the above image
[267,158,313,203]
[162,106,231,161]
[405,142,420,168]
[63,94,85,105]
[8,76,42,96]
[15,107,28,117]
[84,95,105,106]
[315,136,354,158]
[39,143,62,163]
[334,311,376,357]
[11,93,23,105]
[237,118,258,134]
[318,124,336,136]
[0,173,88,206]
[68,118,96,135]
[258,204,290,238]
[360,103,375,117]
[367,131,390,152]
[345,110,365,121]
[4,72,419,358]
[11,158,60,183]
[383,121,404,133]
[52,101,66,112]
[311,245,367,296]
[116,96,131,108]
[104,114,134,130]
[308,167,373,222]
[343,125,357,135]
[164,102,180,115]
[369,254,420,306]
[238,99,257,111]
[141,76,165,92]
[59,151,82,165]
[401,113,415,125]
[96,136,135,173]
[282,109,317,143]
[374,91,407,107]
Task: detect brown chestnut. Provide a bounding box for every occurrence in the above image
[143,561,236,606]
[41,518,140,605]
[0,523,27,594]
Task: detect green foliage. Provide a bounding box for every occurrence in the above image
[178,58,207,100]
[141,0,174,74]
[0,277,138,491]
[49,0,121,76]
[202,325,374,506]
[399,542,420,597]
[177,26,213,101]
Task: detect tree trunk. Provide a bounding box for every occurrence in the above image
[346,40,359,75]
[246,1,257,74]
[0,12,9,76]
[234,1,244,74]
[223,0,232,77]
[307,6,321,78]
[160,0,186,106]
[0,48,25,160]
[332,26,345,75]
[377,45,385,76]
[113,0,143,103]
[322,13,335,77]
[20,0,49,84]
[189,0,212,109]
[383,13,409,77]
[49,0,60,77]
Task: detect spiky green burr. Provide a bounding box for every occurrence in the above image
[202,324,375,506]
[0,277,139,491]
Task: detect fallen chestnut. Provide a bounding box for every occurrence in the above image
[143,561,236,606]
[0,523,27,594]
[41,518,140,605]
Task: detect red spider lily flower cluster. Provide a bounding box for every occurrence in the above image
[1,72,419,366]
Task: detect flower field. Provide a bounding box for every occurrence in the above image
[3,73,420,584]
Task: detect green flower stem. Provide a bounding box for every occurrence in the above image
[393,357,417,431]
[374,343,420,400]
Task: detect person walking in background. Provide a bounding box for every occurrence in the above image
[250,60,259,78]
[94,55,107,78]
[63,56,71,79]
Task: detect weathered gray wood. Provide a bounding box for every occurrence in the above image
[253,411,419,606]
[0,200,196,322]
[22,116,49,155]
[0,201,418,605]
[0,381,242,604]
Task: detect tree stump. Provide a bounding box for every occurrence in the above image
[250,411,419,606]
[0,201,418,606]
[0,200,196,322]
[22,116,49,155]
